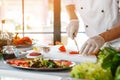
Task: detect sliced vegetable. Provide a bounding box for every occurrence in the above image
[61,60,72,66]
[69,51,79,54]
[7,57,72,69]
[70,62,113,80]
[58,45,66,52]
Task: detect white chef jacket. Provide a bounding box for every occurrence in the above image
[64,0,120,47]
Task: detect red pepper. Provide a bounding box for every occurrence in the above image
[69,51,79,54]
[58,45,66,52]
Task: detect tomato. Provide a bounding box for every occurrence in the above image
[23,63,29,67]
[61,60,72,66]
[8,60,15,64]
[55,60,72,66]
[13,60,24,65]
[58,45,66,52]
[69,51,79,54]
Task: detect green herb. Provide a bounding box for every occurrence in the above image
[99,47,120,77]
[115,65,120,80]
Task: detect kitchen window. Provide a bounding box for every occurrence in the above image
[0,0,54,45]
[0,0,88,47]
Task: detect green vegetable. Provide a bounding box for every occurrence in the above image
[115,66,120,80]
[70,62,113,80]
[99,47,120,77]
[28,57,59,68]
[47,61,56,68]
[70,47,120,80]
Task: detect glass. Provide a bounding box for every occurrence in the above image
[0,32,9,53]
[61,34,68,45]
[33,44,43,52]
[2,45,18,60]
[42,46,51,53]
[33,44,51,53]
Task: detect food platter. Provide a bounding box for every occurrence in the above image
[4,58,76,71]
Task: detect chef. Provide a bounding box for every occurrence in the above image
[65,0,120,55]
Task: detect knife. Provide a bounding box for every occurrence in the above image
[74,38,80,53]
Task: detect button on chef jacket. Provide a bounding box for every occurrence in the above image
[64,0,120,47]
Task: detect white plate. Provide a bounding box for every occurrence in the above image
[26,51,43,58]
[5,58,76,71]
[14,43,34,48]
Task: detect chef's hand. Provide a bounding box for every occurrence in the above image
[80,35,105,55]
[66,19,79,39]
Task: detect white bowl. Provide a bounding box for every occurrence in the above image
[26,51,42,58]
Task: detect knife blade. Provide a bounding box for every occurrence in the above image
[74,39,80,53]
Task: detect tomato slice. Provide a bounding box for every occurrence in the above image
[58,45,66,52]
[61,60,72,66]
[55,60,72,66]
[69,51,79,54]
[8,60,15,64]
[8,59,25,65]
[14,60,26,65]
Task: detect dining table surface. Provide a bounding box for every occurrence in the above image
[0,44,97,80]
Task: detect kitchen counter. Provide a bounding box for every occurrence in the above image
[0,45,97,80]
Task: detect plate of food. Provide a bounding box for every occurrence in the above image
[4,57,76,71]
[12,35,34,48]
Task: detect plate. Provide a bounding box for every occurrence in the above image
[13,43,35,48]
[26,51,43,58]
[4,58,76,71]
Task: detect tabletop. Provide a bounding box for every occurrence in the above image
[0,45,97,80]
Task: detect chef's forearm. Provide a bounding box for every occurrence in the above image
[99,24,120,42]
[66,5,78,20]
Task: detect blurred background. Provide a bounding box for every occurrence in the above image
[0,0,88,50]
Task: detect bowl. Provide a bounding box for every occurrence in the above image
[26,51,43,58]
